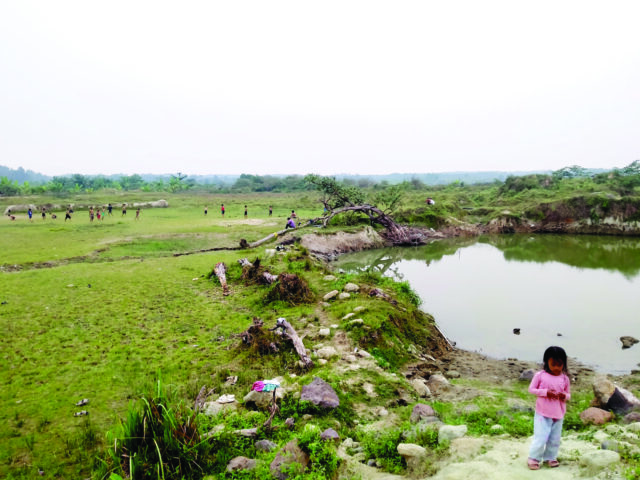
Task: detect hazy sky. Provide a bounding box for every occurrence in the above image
[1,1,639,177]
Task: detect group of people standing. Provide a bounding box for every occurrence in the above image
[204,204,297,227]
[14,203,141,222]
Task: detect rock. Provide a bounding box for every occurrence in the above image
[627,422,640,432]
[318,359,328,365]
[601,440,622,452]
[397,442,426,458]
[490,424,503,432]
[338,292,351,300]
[243,388,283,410]
[344,354,357,362]
[203,399,238,416]
[410,404,437,423]
[235,428,258,437]
[606,387,640,415]
[323,275,337,281]
[323,290,339,301]
[447,370,461,379]
[449,437,484,460]
[344,283,360,292]
[580,407,614,425]
[356,348,371,358]
[285,417,295,429]
[318,328,331,337]
[579,449,620,472]
[330,324,339,329]
[592,376,616,406]
[270,439,310,480]
[217,394,235,403]
[439,425,467,444]
[513,328,520,335]
[342,313,355,320]
[620,336,639,349]
[226,456,256,472]
[320,428,340,442]
[519,369,535,382]
[316,346,338,359]
[255,439,278,452]
[624,413,640,424]
[300,377,340,409]
[427,374,451,392]
[353,306,366,312]
[348,319,364,327]
[410,379,431,398]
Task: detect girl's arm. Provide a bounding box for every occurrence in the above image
[528,372,547,397]
[562,374,571,401]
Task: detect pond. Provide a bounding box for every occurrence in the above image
[333,235,640,374]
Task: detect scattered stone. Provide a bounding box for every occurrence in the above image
[606,387,640,415]
[301,377,340,409]
[353,306,366,312]
[601,440,622,452]
[226,456,256,472]
[344,354,357,363]
[427,374,451,392]
[513,328,520,335]
[330,324,339,329]
[366,459,377,467]
[321,302,331,308]
[410,379,431,398]
[320,428,340,442]
[255,439,278,452]
[579,449,620,472]
[270,439,310,480]
[410,404,437,423]
[624,413,640,424]
[318,359,328,365]
[438,425,467,444]
[285,417,295,429]
[243,388,283,410]
[356,348,371,358]
[627,422,640,432]
[580,407,614,425]
[620,336,639,349]
[203,399,238,416]
[397,442,426,460]
[318,328,331,337]
[519,369,535,381]
[449,437,484,460]
[235,428,258,437]
[323,290,339,301]
[592,376,616,406]
[342,313,355,320]
[343,283,360,292]
[323,275,337,281]
[490,424,503,432]
[316,346,338,359]
[338,292,351,300]
[447,370,461,379]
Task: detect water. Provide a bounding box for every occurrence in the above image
[333,235,640,374]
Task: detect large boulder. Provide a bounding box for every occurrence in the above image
[438,425,467,444]
[301,377,340,409]
[427,374,451,393]
[343,283,360,292]
[315,346,338,359]
[580,407,614,425]
[592,376,617,405]
[592,376,640,415]
[243,388,284,410]
[320,428,340,443]
[410,379,431,398]
[270,439,310,480]
[323,290,339,301]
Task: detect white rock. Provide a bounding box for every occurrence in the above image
[349,319,364,327]
[579,449,620,471]
[338,292,351,300]
[439,425,468,444]
[323,275,337,281]
[344,354,357,362]
[356,349,372,358]
[490,425,503,432]
[323,290,339,301]
[353,306,366,312]
[397,443,426,458]
[318,328,331,337]
[627,422,640,433]
[318,359,328,365]
[330,324,339,329]
[342,313,356,320]
[316,346,338,359]
[410,378,431,398]
[344,283,360,292]
[593,430,609,444]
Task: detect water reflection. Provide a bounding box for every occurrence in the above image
[333,235,640,374]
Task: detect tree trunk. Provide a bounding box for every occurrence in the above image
[214,262,230,296]
[238,258,279,284]
[274,319,313,369]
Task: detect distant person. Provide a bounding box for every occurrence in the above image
[122,204,127,216]
[221,204,225,216]
[107,203,113,215]
[65,209,72,221]
[9,214,16,221]
[51,214,57,219]
[426,197,435,205]
[285,217,296,229]
[68,205,74,213]
[41,207,46,220]
[269,205,273,216]
[204,205,208,216]
[244,205,248,218]
[89,207,94,222]
[135,208,140,220]
[28,208,33,222]
[96,209,101,221]
[290,210,297,218]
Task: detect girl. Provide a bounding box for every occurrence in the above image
[527,346,571,470]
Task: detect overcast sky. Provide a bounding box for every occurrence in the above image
[1,1,639,177]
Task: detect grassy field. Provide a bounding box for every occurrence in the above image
[0,192,337,478]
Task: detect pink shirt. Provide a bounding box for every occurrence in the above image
[529,370,571,420]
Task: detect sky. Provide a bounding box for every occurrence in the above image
[1,1,639,177]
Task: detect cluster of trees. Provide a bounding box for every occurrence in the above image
[1,162,639,197]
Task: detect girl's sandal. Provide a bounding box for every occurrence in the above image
[527,458,540,470]
[547,460,560,468]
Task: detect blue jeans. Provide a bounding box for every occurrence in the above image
[529,413,563,461]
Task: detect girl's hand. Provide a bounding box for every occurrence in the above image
[547,390,558,399]
[557,392,566,401]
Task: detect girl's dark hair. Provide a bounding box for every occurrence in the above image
[543,346,569,374]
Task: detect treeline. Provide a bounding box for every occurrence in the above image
[0,162,639,197]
